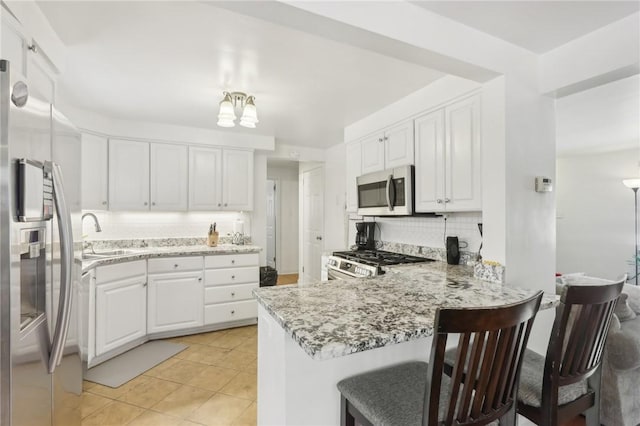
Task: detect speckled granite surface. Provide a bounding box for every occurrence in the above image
[379,241,479,266]
[82,244,261,273]
[86,236,251,249]
[254,261,557,360]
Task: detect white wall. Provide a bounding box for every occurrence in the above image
[557,148,639,280]
[267,163,299,274]
[82,211,251,241]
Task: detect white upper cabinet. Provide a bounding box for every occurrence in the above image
[360,120,414,175]
[1,16,27,79]
[414,95,481,212]
[189,147,222,210]
[345,141,362,212]
[223,149,254,211]
[414,110,445,212]
[384,122,414,169]
[445,95,481,211]
[150,143,188,211]
[360,134,385,174]
[108,139,150,211]
[81,134,109,210]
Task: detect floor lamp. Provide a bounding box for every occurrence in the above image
[623,178,640,285]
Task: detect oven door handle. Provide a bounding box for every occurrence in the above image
[386,174,396,211]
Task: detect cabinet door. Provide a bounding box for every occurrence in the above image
[95,276,147,355]
[189,147,222,210]
[414,110,446,212]
[345,141,362,212]
[147,272,203,334]
[222,149,254,211]
[150,144,188,211]
[360,134,385,174]
[384,121,414,169]
[445,96,481,211]
[81,134,109,210]
[108,139,150,210]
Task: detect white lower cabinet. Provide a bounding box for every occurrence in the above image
[204,253,259,326]
[147,271,204,333]
[94,261,147,356]
[147,256,204,333]
[90,253,258,364]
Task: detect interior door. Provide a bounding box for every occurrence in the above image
[266,180,277,269]
[302,167,324,283]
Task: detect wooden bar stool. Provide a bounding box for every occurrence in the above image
[336,291,543,426]
[516,278,625,426]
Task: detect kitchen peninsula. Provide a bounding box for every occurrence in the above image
[254,262,558,425]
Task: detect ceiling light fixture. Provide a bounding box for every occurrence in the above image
[217,91,259,128]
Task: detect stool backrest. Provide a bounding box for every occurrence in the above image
[424,291,543,426]
[546,278,625,389]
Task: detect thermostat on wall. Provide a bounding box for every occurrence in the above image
[535,176,553,192]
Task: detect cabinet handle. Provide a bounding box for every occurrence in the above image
[378,138,383,142]
[218,203,221,207]
[231,260,235,264]
[384,136,388,141]
[143,282,147,287]
[231,292,235,297]
[174,264,179,268]
[198,277,202,281]
[231,310,235,314]
[152,202,156,206]
[436,199,443,204]
[444,198,450,203]
[231,275,235,279]
[224,203,228,207]
[144,202,148,206]
[102,201,107,205]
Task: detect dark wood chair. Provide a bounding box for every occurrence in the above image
[336,291,543,426]
[516,278,625,426]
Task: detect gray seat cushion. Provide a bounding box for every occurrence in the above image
[517,349,588,407]
[337,361,499,426]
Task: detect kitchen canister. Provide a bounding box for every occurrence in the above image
[446,236,460,265]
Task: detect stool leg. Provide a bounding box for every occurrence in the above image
[340,395,355,426]
[585,368,603,426]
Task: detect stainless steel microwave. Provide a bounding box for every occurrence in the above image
[356,165,413,216]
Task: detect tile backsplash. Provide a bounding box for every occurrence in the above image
[82,211,252,241]
[348,212,483,254]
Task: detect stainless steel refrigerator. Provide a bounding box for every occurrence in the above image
[0,59,82,425]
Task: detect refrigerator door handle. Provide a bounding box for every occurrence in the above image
[48,162,74,374]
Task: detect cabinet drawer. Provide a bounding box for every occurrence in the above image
[205,267,258,286]
[204,253,258,268]
[204,300,257,325]
[148,256,203,273]
[205,283,257,304]
[95,260,146,284]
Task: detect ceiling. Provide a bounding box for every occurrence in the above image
[37,1,444,149]
[556,74,639,155]
[412,1,640,53]
[38,1,640,150]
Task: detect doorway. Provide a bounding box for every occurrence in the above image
[266,160,300,276]
[301,166,324,283]
[266,179,276,269]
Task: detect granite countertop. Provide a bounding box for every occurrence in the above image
[254,261,558,361]
[82,244,261,273]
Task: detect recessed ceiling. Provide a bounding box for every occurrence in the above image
[37,1,444,148]
[411,1,640,53]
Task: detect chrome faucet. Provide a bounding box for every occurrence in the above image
[82,212,102,232]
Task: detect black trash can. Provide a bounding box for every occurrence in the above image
[260,266,278,287]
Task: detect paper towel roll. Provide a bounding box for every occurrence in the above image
[233,220,244,235]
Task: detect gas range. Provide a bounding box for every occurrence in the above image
[326,250,435,279]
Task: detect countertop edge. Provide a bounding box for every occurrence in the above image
[82,245,262,273]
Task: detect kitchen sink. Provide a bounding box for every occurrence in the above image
[82,249,140,260]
